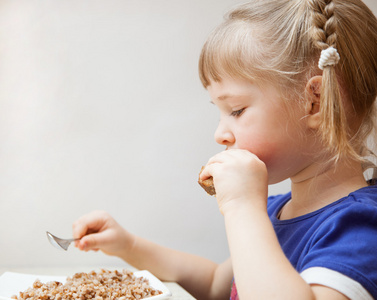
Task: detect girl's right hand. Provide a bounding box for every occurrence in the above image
[72,210,134,258]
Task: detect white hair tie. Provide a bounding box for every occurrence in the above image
[318,46,340,70]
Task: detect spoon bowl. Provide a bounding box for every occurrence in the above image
[46,231,80,251]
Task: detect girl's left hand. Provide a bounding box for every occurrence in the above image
[200,149,268,215]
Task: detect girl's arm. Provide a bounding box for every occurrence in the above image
[124,236,233,300]
[223,201,348,300]
[201,149,349,300]
[72,211,233,300]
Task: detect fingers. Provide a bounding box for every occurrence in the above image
[73,210,108,237]
[199,150,228,181]
[200,149,258,180]
[199,163,216,181]
[77,231,103,252]
[72,210,111,251]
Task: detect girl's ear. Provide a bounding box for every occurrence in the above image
[305,76,322,129]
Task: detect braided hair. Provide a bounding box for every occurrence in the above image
[308,0,350,161]
[308,0,377,165]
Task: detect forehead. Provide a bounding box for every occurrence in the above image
[207,77,255,99]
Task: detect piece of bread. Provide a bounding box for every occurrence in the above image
[198,166,216,196]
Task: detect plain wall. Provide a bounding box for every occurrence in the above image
[0,0,376,270]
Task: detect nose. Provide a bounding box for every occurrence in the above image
[214,119,235,146]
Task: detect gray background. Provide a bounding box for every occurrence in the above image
[1,0,376,270]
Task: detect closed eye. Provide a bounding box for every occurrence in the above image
[230,108,246,117]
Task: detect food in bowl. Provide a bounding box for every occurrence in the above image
[11,269,162,300]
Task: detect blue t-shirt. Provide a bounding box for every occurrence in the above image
[268,184,377,298]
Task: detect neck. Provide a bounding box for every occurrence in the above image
[280,158,368,220]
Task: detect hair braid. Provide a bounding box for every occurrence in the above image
[310,0,337,49]
[308,0,356,161]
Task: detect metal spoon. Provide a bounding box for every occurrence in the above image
[46,231,80,251]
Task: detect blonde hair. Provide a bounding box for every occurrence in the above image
[199,0,377,164]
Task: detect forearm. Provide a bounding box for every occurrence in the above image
[120,235,231,300]
[73,211,231,299]
[224,202,315,300]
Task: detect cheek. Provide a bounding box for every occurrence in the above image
[236,130,279,164]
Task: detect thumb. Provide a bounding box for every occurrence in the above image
[199,164,213,181]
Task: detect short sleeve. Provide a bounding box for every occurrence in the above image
[298,202,377,298]
[301,267,373,299]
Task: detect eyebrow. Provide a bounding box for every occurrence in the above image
[217,94,250,102]
[209,94,232,104]
[217,94,234,101]
[210,94,248,104]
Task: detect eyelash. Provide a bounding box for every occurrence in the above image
[230,108,246,117]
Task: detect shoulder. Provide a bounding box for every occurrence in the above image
[323,185,377,222]
[300,185,377,298]
[348,184,377,204]
[309,185,377,245]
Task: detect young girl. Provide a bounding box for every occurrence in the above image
[73,0,377,299]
